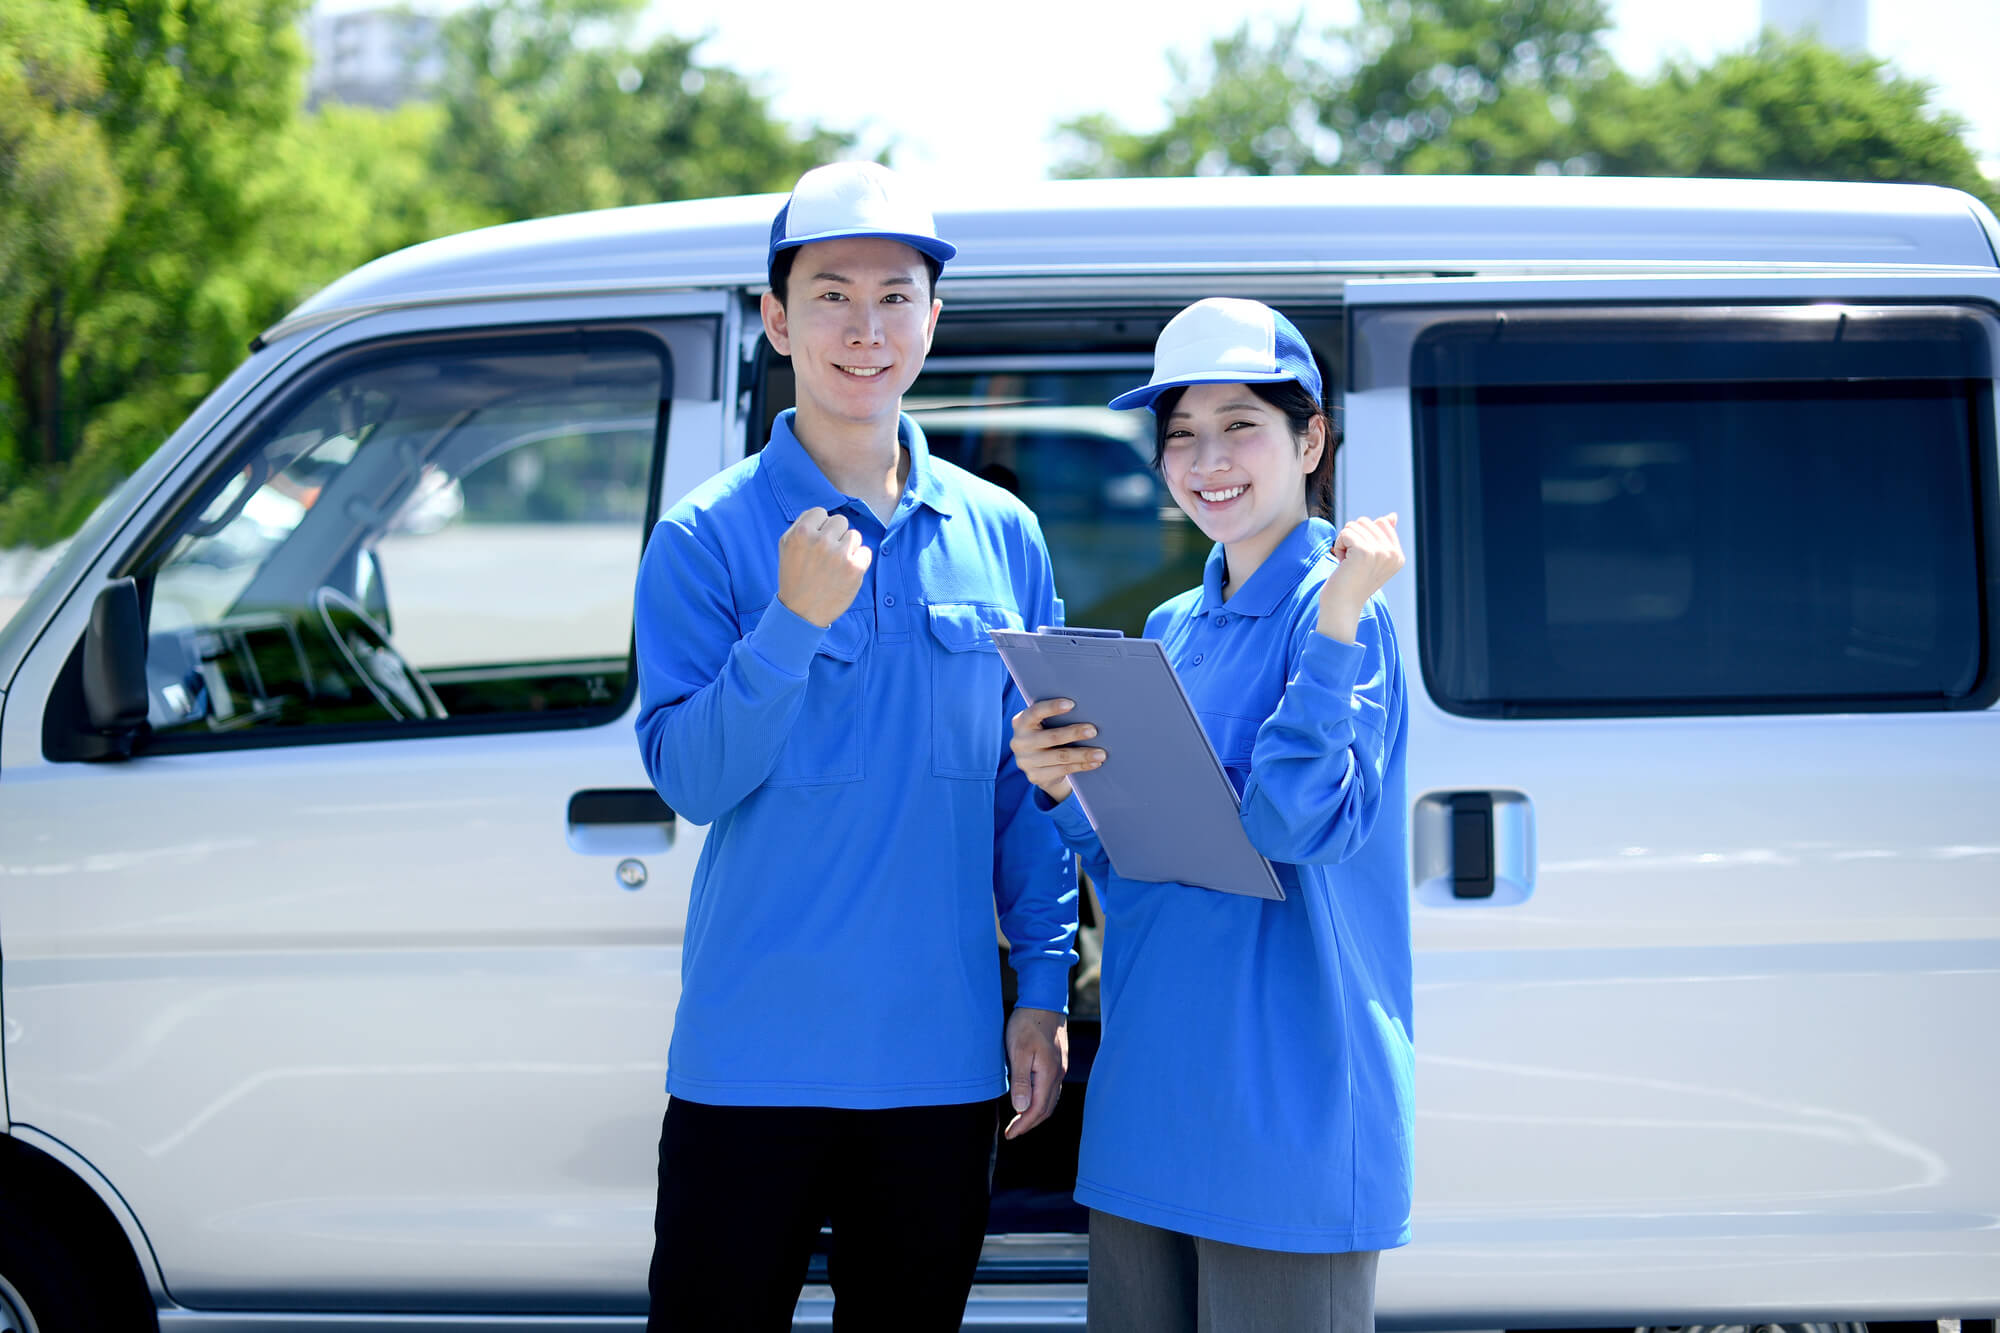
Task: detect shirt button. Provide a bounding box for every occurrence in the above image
[1214,614,1229,627]
[882,538,894,552]
[883,595,896,607]
[1192,653,1204,665]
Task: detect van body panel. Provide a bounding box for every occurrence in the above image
[0,293,730,1307]
[276,177,1996,344]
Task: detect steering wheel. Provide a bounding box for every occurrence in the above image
[314,586,448,721]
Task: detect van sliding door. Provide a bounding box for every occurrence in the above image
[1344,273,2000,1324]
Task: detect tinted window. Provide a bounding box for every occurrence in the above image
[1413,311,1993,716]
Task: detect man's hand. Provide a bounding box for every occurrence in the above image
[777,506,872,628]
[1002,1007,1068,1140]
[1317,512,1404,644]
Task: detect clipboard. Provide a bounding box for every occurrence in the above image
[989,627,1285,900]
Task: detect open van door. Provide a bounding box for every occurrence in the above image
[1343,271,2000,1325]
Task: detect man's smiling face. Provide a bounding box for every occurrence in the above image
[762,236,940,437]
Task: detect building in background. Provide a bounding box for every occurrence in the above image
[306,7,445,109]
[1760,0,1867,53]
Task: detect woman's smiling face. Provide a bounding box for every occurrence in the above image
[1159,382,1322,559]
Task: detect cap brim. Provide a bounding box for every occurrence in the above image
[1108,369,1300,412]
[771,227,957,264]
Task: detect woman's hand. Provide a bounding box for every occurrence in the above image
[1009,698,1104,804]
[1318,513,1405,644]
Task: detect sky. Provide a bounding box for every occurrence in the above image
[315,0,2000,194]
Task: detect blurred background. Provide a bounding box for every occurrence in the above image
[4,0,1997,624]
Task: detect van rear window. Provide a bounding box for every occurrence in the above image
[1412,308,1997,717]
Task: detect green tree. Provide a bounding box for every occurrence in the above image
[0,0,121,481]
[434,0,851,221]
[1587,34,1995,200]
[1056,17,1341,178]
[1055,0,1614,178]
[1,0,319,547]
[1055,1,1995,207]
[262,100,497,290]
[1337,0,1613,173]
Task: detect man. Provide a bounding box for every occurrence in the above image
[633,161,1078,1331]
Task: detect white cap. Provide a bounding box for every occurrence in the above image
[1109,298,1322,412]
[768,162,956,267]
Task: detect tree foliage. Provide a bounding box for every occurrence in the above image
[1055,0,1997,208]
[0,0,846,549]
[2,0,320,544]
[0,0,120,396]
[1589,36,1994,197]
[1056,17,1341,179]
[433,0,849,223]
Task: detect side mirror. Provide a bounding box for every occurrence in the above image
[84,578,150,737]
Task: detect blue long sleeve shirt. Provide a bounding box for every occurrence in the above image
[1053,517,1413,1252]
[633,410,1077,1109]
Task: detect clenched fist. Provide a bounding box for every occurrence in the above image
[1317,513,1405,644]
[778,507,872,628]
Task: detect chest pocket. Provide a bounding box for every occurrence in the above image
[927,602,1024,781]
[741,604,868,786]
[1199,710,1262,798]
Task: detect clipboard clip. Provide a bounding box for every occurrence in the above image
[1039,626,1124,638]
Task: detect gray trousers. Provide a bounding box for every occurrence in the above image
[1085,1209,1379,1333]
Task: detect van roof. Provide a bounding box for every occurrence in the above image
[275,175,2000,338]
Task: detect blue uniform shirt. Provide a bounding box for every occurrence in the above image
[1052,517,1413,1251]
[634,410,1078,1109]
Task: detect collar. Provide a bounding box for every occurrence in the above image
[762,410,957,522]
[1199,516,1336,618]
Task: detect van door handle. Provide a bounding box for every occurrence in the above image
[568,788,677,826]
[565,788,676,858]
[1413,790,1534,906]
[1449,792,1494,898]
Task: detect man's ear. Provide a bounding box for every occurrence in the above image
[761,290,791,357]
[922,296,942,354]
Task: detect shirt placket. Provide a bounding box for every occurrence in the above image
[872,495,919,645]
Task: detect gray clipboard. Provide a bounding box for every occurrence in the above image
[989,627,1284,900]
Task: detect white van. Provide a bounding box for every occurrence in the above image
[2,175,1996,1333]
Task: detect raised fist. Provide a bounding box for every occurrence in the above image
[777,507,872,628]
[1317,513,1404,644]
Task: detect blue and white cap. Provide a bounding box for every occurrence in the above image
[1109,298,1322,412]
[768,161,957,269]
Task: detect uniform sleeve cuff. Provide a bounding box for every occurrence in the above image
[1010,958,1071,1016]
[1042,789,1097,840]
[747,600,827,677]
[1300,627,1368,692]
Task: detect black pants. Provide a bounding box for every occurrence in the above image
[647,1096,998,1332]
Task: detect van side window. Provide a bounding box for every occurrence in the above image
[1411,306,1995,717]
[138,338,666,745]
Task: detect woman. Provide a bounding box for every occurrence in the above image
[1010,298,1413,1333]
